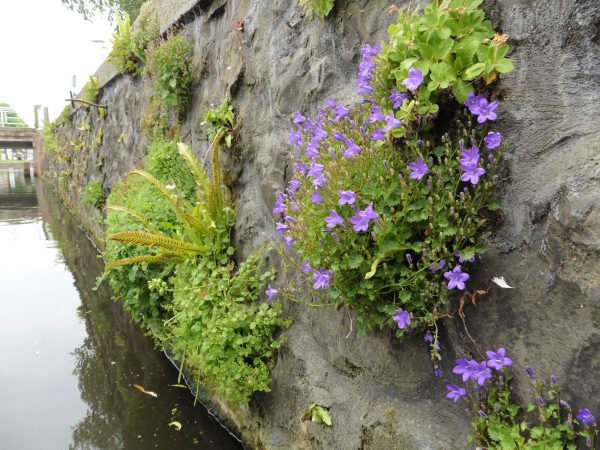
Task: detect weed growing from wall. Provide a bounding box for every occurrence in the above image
[81,179,106,209]
[146,29,194,121]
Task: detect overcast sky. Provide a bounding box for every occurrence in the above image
[0,0,114,126]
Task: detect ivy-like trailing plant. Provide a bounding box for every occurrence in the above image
[298,0,334,19]
[445,349,598,449]
[166,250,288,403]
[81,179,106,209]
[273,0,512,371]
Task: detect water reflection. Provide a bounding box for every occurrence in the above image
[0,169,242,450]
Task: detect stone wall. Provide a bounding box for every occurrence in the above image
[42,0,600,448]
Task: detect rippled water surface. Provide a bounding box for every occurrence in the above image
[0,168,242,450]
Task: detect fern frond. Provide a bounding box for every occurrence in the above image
[108,230,209,254]
[105,253,181,270]
[177,142,210,200]
[208,129,226,218]
[105,205,159,233]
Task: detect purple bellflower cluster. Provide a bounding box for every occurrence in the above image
[446,348,598,447]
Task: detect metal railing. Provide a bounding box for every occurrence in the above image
[0,107,28,128]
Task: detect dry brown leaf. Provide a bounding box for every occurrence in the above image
[133,384,158,398]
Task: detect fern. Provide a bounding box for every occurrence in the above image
[177,143,211,201]
[108,231,209,254]
[106,253,180,270]
[105,205,160,233]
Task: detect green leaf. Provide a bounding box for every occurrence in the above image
[495,57,515,73]
[310,405,332,426]
[463,62,486,80]
[348,254,364,269]
[451,79,474,103]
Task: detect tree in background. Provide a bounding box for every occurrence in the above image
[60,0,145,23]
[0,103,28,128]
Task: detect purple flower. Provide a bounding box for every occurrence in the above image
[424,331,434,343]
[311,191,324,203]
[325,210,344,228]
[402,68,424,92]
[446,384,467,403]
[460,145,480,166]
[434,367,443,377]
[312,174,327,188]
[313,127,328,140]
[577,409,596,426]
[408,158,429,180]
[306,138,321,157]
[453,359,479,382]
[464,93,484,114]
[293,112,306,125]
[343,138,361,158]
[472,362,492,386]
[392,309,411,329]
[272,193,286,214]
[308,162,324,179]
[560,400,571,410]
[416,139,425,147]
[349,202,379,231]
[275,222,289,234]
[525,366,536,379]
[294,162,309,175]
[390,89,407,108]
[429,259,446,272]
[288,178,301,192]
[382,115,402,132]
[290,200,299,211]
[485,348,513,371]
[550,374,559,385]
[444,266,470,290]
[334,103,350,121]
[312,268,332,290]
[266,284,278,300]
[460,162,486,185]
[288,129,304,146]
[371,127,385,141]
[537,396,545,407]
[284,234,297,247]
[333,131,346,142]
[368,106,385,123]
[338,190,356,205]
[478,410,488,419]
[484,131,503,149]
[475,99,499,123]
[324,97,336,109]
[300,261,312,274]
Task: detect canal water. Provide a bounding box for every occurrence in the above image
[0,167,243,450]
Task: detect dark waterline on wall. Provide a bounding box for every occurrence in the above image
[0,168,243,450]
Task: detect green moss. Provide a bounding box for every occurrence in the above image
[81,179,106,209]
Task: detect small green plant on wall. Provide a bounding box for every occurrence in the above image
[298,0,334,19]
[203,100,236,148]
[273,0,512,373]
[81,179,106,209]
[109,2,159,77]
[146,28,194,120]
[81,76,100,104]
